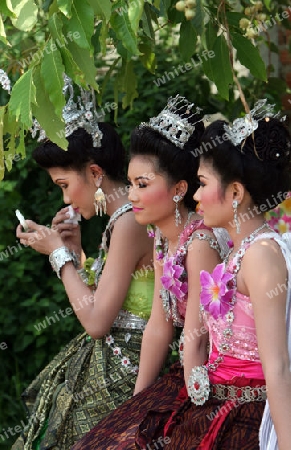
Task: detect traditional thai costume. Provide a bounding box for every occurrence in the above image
[12,204,155,450]
[71,218,227,450]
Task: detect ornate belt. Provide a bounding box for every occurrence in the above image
[211,383,267,403]
[113,309,147,331]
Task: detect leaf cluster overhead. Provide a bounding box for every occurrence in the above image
[0,0,290,179]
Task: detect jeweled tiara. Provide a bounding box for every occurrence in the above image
[145,94,203,149]
[224,99,285,147]
[31,74,103,147]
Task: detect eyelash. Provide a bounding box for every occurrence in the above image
[198,181,205,187]
[127,182,147,188]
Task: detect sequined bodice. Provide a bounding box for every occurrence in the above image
[121,270,155,320]
[204,235,273,363]
[206,291,260,361]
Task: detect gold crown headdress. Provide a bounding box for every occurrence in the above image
[145,94,203,149]
[31,74,103,147]
[224,99,285,147]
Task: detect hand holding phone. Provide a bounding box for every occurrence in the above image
[15,209,29,232]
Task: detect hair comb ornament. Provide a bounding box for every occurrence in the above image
[145,94,203,149]
[31,74,103,147]
[224,99,285,148]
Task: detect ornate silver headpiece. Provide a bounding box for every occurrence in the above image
[224,99,285,147]
[31,74,103,147]
[145,94,203,149]
[0,69,11,93]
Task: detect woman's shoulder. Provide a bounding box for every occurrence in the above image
[243,232,287,271]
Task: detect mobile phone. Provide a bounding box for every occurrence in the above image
[15,209,29,232]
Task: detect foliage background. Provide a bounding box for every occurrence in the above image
[0,0,290,448]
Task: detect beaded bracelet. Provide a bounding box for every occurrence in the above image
[49,246,79,279]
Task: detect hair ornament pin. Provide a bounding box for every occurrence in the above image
[145,94,203,149]
[224,99,284,148]
[0,69,11,93]
[30,74,103,147]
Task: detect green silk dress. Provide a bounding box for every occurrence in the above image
[12,270,154,450]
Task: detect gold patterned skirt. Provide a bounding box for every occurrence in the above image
[11,327,144,450]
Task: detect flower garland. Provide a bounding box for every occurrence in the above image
[105,335,138,374]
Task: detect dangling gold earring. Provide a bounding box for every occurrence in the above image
[232,199,240,234]
[94,178,106,216]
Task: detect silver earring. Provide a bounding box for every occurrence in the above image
[173,195,182,227]
[232,200,240,234]
[94,179,106,216]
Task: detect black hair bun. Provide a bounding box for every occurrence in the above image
[243,118,291,163]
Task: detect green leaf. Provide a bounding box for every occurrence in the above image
[48,12,64,42]
[67,40,99,90]
[32,67,68,149]
[203,20,218,49]
[120,60,138,109]
[179,21,197,61]
[232,32,267,81]
[8,68,36,127]
[64,0,94,50]
[191,0,205,37]
[110,8,140,56]
[0,107,5,181]
[128,0,144,33]
[48,14,82,79]
[91,0,111,21]
[57,0,72,17]
[263,0,271,11]
[0,0,16,17]
[225,11,244,28]
[41,39,66,116]
[10,0,37,32]
[0,14,9,45]
[142,3,155,39]
[60,47,83,81]
[98,57,121,105]
[139,41,156,73]
[99,20,108,55]
[202,35,233,100]
[159,0,171,17]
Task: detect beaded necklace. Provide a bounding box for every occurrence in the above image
[89,202,132,285]
[149,211,195,261]
[157,212,201,325]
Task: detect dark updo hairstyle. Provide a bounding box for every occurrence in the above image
[32,123,126,182]
[200,117,291,210]
[130,113,204,211]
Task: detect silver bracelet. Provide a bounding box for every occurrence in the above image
[77,267,89,285]
[49,246,79,279]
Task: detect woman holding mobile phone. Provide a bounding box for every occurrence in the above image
[13,77,154,450]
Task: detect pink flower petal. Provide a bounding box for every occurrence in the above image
[211,263,226,283]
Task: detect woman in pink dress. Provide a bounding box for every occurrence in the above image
[71,96,230,450]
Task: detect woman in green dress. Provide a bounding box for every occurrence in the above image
[13,79,154,450]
